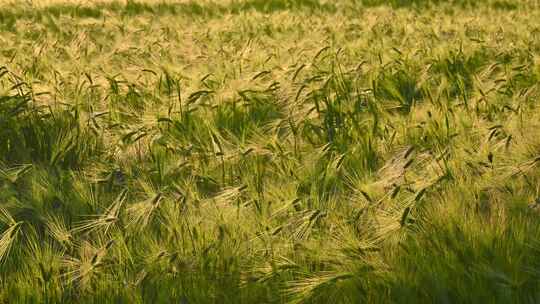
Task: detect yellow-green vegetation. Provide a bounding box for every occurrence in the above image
[1,0,540,302]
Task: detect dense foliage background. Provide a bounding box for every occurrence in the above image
[1,0,540,302]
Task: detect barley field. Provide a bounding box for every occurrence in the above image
[1,0,540,303]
